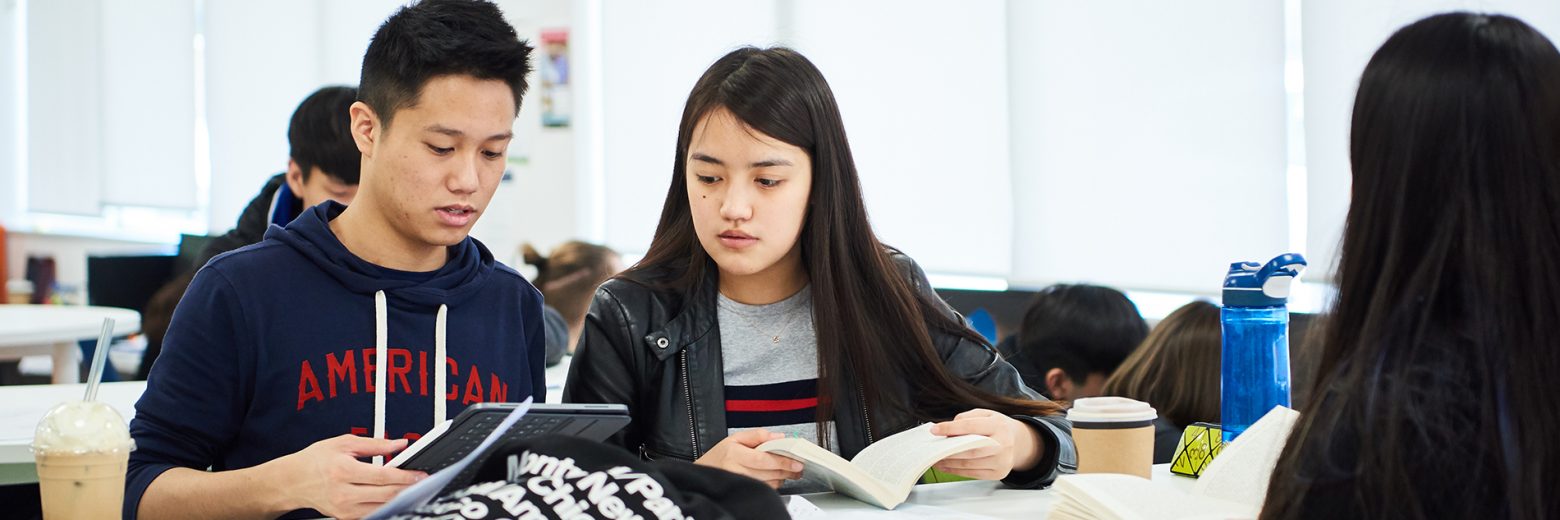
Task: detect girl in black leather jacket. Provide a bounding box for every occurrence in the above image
[563,46,1076,491]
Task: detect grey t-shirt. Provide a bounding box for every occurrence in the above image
[717,285,839,492]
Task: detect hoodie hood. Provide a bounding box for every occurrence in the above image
[267,201,497,308]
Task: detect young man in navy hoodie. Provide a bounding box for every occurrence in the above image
[126,2,539,518]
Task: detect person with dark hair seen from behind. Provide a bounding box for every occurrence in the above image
[1263,12,1560,519]
[197,85,363,269]
[998,284,1148,401]
[126,2,540,519]
[521,240,622,363]
[137,86,363,380]
[565,46,1074,493]
[1100,300,1220,463]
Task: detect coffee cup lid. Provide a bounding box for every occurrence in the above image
[1067,396,1157,423]
[31,401,135,455]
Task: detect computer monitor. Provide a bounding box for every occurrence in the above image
[86,255,177,313]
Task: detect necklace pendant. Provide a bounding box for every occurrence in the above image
[771,336,780,344]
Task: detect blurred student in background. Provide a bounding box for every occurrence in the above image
[197,85,363,268]
[1100,300,1220,463]
[1263,12,1560,519]
[998,284,1148,401]
[521,241,622,364]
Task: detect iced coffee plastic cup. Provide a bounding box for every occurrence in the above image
[1067,396,1156,478]
[32,400,135,520]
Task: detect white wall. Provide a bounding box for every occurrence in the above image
[0,0,17,224]
[13,1,1560,296]
[469,0,579,267]
[785,0,1013,277]
[99,0,196,210]
[1008,1,1290,293]
[24,0,101,216]
[203,0,331,233]
[22,0,197,216]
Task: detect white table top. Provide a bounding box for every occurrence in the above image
[0,304,142,348]
[0,355,569,464]
[0,381,145,464]
[800,465,1196,518]
[544,354,571,403]
[0,373,1200,520]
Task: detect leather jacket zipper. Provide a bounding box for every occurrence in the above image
[682,349,701,457]
[857,380,875,443]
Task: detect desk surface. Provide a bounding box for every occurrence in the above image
[544,355,570,403]
[0,381,1201,518]
[0,355,576,465]
[0,381,145,464]
[799,464,1195,518]
[0,304,142,348]
[0,357,573,463]
[0,381,144,484]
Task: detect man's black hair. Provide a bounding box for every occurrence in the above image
[287,85,361,184]
[359,0,534,128]
[1003,284,1150,396]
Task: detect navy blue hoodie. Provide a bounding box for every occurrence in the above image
[126,202,545,519]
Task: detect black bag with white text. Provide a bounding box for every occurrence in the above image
[387,435,788,520]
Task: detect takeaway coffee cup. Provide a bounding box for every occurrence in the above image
[1067,397,1156,478]
[6,279,32,304]
[32,400,135,520]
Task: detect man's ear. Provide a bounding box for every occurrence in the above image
[284,159,306,195]
[1045,367,1074,402]
[349,101,379,158]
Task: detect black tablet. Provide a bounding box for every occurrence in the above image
[387,402,630,475]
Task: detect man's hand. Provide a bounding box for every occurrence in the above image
[930,409,1043,480]
[261,434,427,520]
[693,429,804,488]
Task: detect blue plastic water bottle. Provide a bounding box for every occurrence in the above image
[1220,253,1306,442]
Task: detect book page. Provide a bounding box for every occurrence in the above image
[1191,406,1298,509]
[1051,474,1256,520]
[851,423,998,494]
[760,438,896,507]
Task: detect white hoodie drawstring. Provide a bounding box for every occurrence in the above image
[434,304,448,425]
[373,291,388,465]
[372,290,449,465]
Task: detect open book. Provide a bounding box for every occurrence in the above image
[757,422,995,510]
[1048,406,1300,520]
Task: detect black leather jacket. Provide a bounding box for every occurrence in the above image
[563,255,1078,488]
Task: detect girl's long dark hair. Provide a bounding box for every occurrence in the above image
[1263,13,1560,519]
[1101,300,1220,428]
[624,47,1062,439]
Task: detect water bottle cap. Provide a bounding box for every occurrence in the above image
[1222,253,1307,307]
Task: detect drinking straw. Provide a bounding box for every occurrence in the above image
[83,317,115,401]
